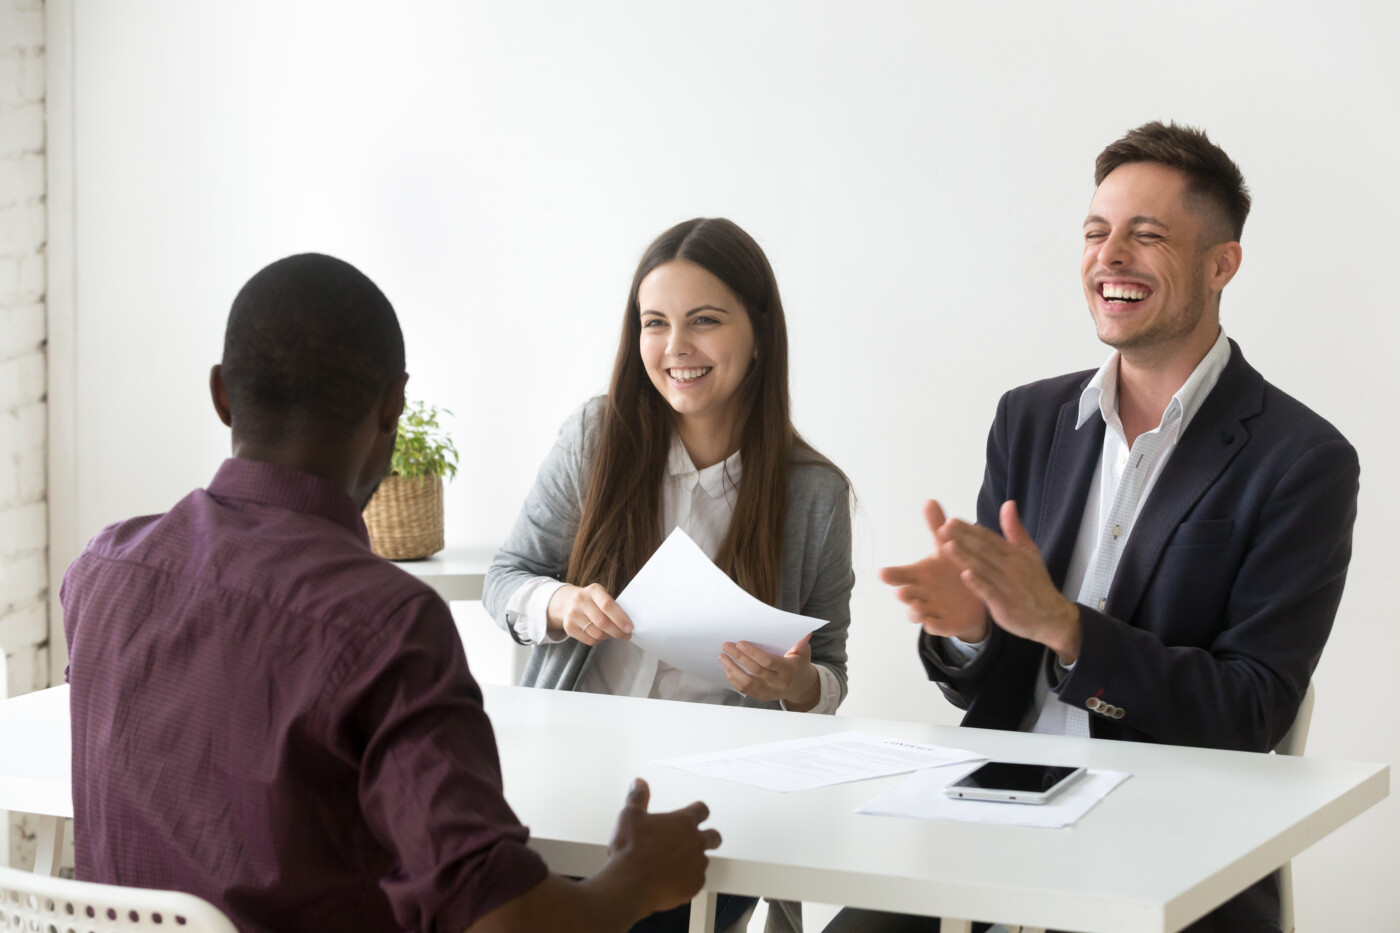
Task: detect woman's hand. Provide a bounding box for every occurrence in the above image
[719,634,821,711]
[546,583,633,646]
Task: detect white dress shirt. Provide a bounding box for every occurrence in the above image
[504,433,841,713]
[947,328,1232,737]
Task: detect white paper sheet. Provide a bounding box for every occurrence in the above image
[615,528,821,688]
[655,730,986,792]
[856,761,1131,828]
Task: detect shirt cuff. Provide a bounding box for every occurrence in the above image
[781,662,842,715]
[504,577,569,645]
[1049,652,1076,690]
[941,633,988,667]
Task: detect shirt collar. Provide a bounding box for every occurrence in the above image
[1076,327,1233,444]
[206,458,370,543]
[666,433,743,500]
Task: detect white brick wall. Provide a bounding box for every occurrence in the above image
[0,0,49,871]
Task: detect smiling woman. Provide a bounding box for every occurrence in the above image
[483,217,855,933]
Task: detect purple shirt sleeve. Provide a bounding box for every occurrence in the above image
[333,592,550,932]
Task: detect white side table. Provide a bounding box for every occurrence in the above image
[390,545,497,602]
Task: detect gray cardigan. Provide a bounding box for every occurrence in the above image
[483,397,854,711]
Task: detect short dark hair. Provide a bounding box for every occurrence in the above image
[221,253,405,443]
[1095,121,1251,243]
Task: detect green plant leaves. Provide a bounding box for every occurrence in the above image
[390,400,459,480]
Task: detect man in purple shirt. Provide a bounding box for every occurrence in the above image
[62,253,720,933]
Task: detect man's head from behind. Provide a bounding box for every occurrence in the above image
[1083,122,1249,362]
[212,253,407,506]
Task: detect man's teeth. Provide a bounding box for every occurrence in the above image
[670,367,712,381]
[1102,283,1149,302]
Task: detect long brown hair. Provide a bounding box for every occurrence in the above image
[566,218,841,604]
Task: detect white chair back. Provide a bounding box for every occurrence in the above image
[0,866,239,933]
[1273,681,1316,933]
[1275,681,1316,758]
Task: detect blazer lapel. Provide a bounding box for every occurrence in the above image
[1036,397,1104,589]
[1107,342,1264,620]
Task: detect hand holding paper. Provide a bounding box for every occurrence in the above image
[616,529,823,692]
[719,635,820,709]
[547,582,633,645]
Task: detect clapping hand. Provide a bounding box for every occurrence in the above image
[880,500,989,642]
[939,500,1081,663]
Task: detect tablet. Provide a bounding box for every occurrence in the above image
[942,761,1087,805]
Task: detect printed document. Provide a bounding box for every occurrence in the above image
[616,528,820,688]
[655,731,986,792]
[857,761,1131,828]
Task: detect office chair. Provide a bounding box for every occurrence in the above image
[1272,681,1315,933]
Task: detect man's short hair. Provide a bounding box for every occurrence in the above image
[221,253,405,443]
[1095,121,1251,244]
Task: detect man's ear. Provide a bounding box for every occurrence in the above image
[379,372,409,433]
[210,365,233,427]
[1208,241,1243,294]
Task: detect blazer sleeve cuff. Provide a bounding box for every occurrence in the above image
[1054,604,1117,707]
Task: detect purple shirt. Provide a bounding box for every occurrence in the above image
[62,458,548,933]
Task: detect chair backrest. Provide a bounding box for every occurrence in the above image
[1272,681,1316,933]
[1275,681,1316,758]
[0,866,240,933]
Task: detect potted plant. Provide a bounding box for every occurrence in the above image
[363,400,459,560]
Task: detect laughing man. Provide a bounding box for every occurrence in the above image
[856,122,1359,932]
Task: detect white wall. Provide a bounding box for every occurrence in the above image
[1,0,49,871]
[52,1,1398,926]
[0,0,48,696]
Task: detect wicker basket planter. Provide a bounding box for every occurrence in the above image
[363,474,445,560]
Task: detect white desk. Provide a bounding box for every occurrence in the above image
[0,685,1387,933]
[391,545,496,602]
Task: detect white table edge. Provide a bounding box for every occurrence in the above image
[526,761,1389,933]
[1162,763,1390,931]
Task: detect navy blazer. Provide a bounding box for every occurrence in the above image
[921,340,1359,754]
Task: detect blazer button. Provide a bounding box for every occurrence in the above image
[1112,707,1126,719]
[1086,697,1101,711]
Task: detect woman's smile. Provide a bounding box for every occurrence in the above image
[667,366,713,384]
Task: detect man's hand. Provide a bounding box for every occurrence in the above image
[941,500,1082,663]
[463,778,720,933]
[881,500,989,642]
[606,778,721,916]
[546,583,633,645]
[719,635,821,711]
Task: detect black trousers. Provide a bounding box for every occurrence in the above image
[628,894,759,933]
[821,912,970,933]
